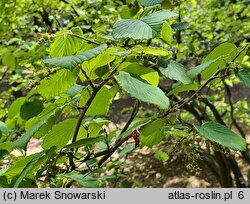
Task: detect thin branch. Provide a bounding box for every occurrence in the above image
[68,56,127,170]
[97,100,140,167]
[78,64,95,89]
[69,33,102,45]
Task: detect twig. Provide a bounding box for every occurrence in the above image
[68,56,127,170]
[97,100,140,167]
[78,64,95,89]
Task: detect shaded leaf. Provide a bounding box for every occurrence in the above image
[64,172,100,187]
[112,10,177,40]
[64,136,104,149]
[20,99,44,120]
[171,22,189,31]
[196,121,246,151]
[44,44,108,71]
[159,60,192,84]
[236,69,250,88]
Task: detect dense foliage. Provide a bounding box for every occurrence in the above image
[0,0,250,188]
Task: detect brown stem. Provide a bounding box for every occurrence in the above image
[68,57,127,170]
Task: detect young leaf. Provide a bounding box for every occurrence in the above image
[187,58,219,79]
[115,71,169,109]
[159,60,192,84]
[44,44,108,71]
[140,119,167,147]
[112,10,177,40]
[161,22,172,44]
[132,46,169,57]
[120,63,159,86]
[42,118,86,150]
[236,69,250,88]
[201,43,237,79]
[8,97,26,119]
[196,121,246,151]
[81,47,118,79]
[79,85,116,116]
[50,27,84,57]
[167,83,198,96]
[37,68,79,100]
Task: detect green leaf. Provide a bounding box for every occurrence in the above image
[80,85,116,116]
[25,104,63,139]
[112,10,177,40]
[20,99,44,120]
[8,97,26,119]
[115,71,169,109]
[201,43,237,79]
[0,121,10,136]
[140,0,165,6]
[64,136,104,149]
[159,60,192,84]
[3,155,35,182]
[236,69,250,88]
[140,119,167,147]
[64,172,100,187]
[196,121,247,151]
[12,105,63,149]
[167,83,198,96]
[2,52,16,69]
[154,151,169,162]
[120,5,138,19]
[42,118,86,150]
[119,144,135,158]
[120,62,159,86]
[132,45,169,57]
[161,22,172,44]
[82,47,117,78]
[44,44,108,71]
[37,68,79,100]
[187,58,219,79]
[171,22,189,31]
[14,151,46,187]
[50,27,84,57]
[0,141,12,152]
[65,84,83,97]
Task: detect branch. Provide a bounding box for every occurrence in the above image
[78,64,95,89]
[68,56,127,170]
[69,33,102,45]
[97,100,140,167]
